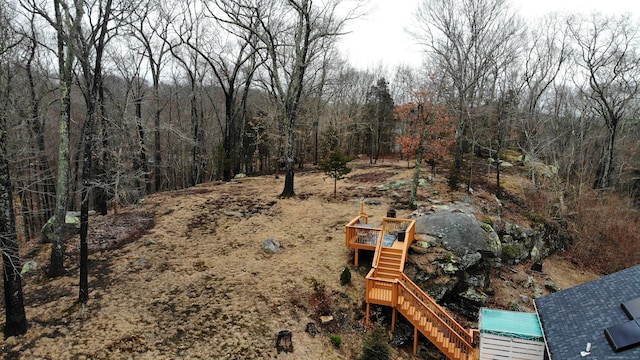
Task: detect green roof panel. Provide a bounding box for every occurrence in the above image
[480,308,544,341]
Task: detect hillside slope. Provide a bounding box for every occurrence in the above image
[1,159,597,359]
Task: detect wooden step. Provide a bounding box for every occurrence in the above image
[379,249,402,256]
[375,269,399,278]
[378,259,401,266]
[378,258,401,266]
[376,268,400,276]
[377,261,401,269]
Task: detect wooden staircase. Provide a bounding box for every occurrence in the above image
[395,276,478,360]
[374,247,404,279]
[360,217,479,360]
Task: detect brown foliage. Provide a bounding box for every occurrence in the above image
[394,92,456,166]
[566,191,640,274]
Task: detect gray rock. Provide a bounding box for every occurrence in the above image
[524,275,534,289]
[533,286,544,298]
[410,241,431,254]
[262,238,283,253]
[509,301,525,312]
[40,211,91,243]
[466,275,485,287]
[21,260,38,274]
[460,252,483,271]
[545,281,562,293]
[414,212,501,257]
[426,277,459,302]
[458,287,488,306]
[225,211,244,217]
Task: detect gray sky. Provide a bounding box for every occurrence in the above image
[338,0,640,70]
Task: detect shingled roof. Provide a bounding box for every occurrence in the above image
[534,264,640,359]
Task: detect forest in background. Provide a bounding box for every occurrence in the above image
[0,0,639,338]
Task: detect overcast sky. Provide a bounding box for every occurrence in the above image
[337,0,640,70]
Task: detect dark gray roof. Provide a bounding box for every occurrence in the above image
[534,264,640,359]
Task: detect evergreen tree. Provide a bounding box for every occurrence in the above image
[364,78,395,163]
[319,150,352,197]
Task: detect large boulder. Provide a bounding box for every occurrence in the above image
[414,211,501,258]
[41,211,83,243]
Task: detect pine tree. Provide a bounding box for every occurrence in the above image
[319,150,352,198]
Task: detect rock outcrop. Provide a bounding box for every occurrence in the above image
[404,201,568,319]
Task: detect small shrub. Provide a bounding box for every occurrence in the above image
[340,267,351,285]
[308,279,332,318]
[329,334,342,348]
[525,211,545,224]
[501,244,521,260]
[359,328,390,360]
[447,171,460,191]
[480,217,494,227]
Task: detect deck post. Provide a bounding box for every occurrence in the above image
[365,302,370,325]
[391,307,396,332]
[413,326,419,355]
[354,249,359,266]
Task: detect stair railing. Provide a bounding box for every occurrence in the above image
[398,273,475,349]
[371,229,385,269]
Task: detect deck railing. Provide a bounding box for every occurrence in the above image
[365,268,397,306]
[365,271,476,357]
[398,273,475,351]
[345,216,381,248]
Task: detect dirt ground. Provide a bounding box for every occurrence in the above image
[1,159,598,359]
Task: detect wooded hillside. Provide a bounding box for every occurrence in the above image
[1,0,639,339]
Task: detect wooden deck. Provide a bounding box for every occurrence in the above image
[345,213,415,266]
[346,209,479,360]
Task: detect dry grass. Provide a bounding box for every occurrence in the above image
[0,158,615,359]
[566,190,640,274]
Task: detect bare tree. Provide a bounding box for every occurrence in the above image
[174,0,261,182]
[519,14,571,188]
[0,117,28,338]
[109,42,151,196]
[74,0,122,304]
[21,0,84,277]
[324,63,375,156]
[0,2,28,338]
[214,0,358,197]
[167,12,208,186]
[129,0,175,192]
[413,0,524,189]
[568,13,640,190]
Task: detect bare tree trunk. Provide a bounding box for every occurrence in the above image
[0,142,28,338]
[410,141,424,210]
[281,113,296,197]
[153,90,162,192]
[49,25,73,277]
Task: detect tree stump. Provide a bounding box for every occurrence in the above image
[276,330,293,353]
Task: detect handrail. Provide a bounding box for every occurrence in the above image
[371,230,385,269]
[399,220,415,271]
[397,281,475,356]
[399,273,474,346]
